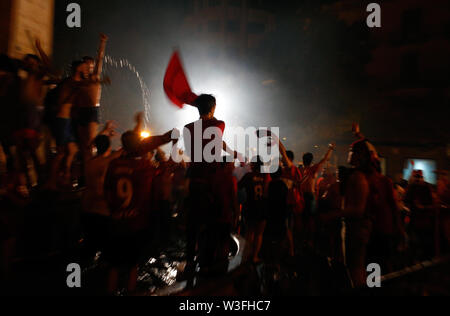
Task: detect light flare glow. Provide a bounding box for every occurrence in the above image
[141,131,151,139]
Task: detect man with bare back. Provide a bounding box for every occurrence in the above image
[46,60,85,189]
[300,144,336,217]
[13,39,54,194]
[73,33,109,161]
[321,137,404,287]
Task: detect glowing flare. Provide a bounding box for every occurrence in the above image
[141,131,151,139]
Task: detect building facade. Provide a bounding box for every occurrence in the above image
[0,0,54,59]
[324,0,450,182]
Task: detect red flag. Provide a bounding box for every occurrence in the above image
[163,51,198,109]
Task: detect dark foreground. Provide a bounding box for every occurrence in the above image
[2,189,450,296]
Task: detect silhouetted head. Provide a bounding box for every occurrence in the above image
[155,150,167,163]
[272,166,283,180]
[94,135,111,156]
[82,56,95,75]
[194,94,216,117]
[71,60,86,78]
[337,166,348,182]
[303,153,314,167]
[121,131,141,156]
[410,170,425,184]
[0,54,9,71]
[0,54,18,73]
[286,151,294,163]
[348,139,373,173]
[22,54,41,72]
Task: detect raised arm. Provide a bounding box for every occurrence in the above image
[133,112,145,134]
[100,121,118,138]
[352,123,365,140]
[35,39,52,72]
[257,129,292,168]
[85,121,118,155]
[321,171,369,221]
[316,143,336,171]
[223,141,245,163]
[278,138,293,168]
[93,33,108,80]
[140,130,173,155]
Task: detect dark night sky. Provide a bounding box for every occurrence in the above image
[54,1,187,68]
[52,0,449,157]
[54,0,200,136]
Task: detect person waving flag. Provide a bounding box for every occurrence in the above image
[163,51,198,108]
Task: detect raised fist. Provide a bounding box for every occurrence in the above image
[100,33,109,42]
[135,112,145,124]
[352,123,360,134]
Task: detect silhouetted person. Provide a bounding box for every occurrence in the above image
[73,34,108,162]
[183,94,242,279]
[320,140,375,287]
[103,128,172,294]
[264,167,289,263]
[46,60,84,190]
[405,170,435,260]
[300,144,335,217]
[239,156,271,262]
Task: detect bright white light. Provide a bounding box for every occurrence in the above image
[167,56,263,154]
[403,159,437,184]
[140,131,151,139]
[171,80,238,150]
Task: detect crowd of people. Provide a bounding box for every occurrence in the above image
[1,34,450,295]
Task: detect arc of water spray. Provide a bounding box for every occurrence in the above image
[104,55,152,124]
